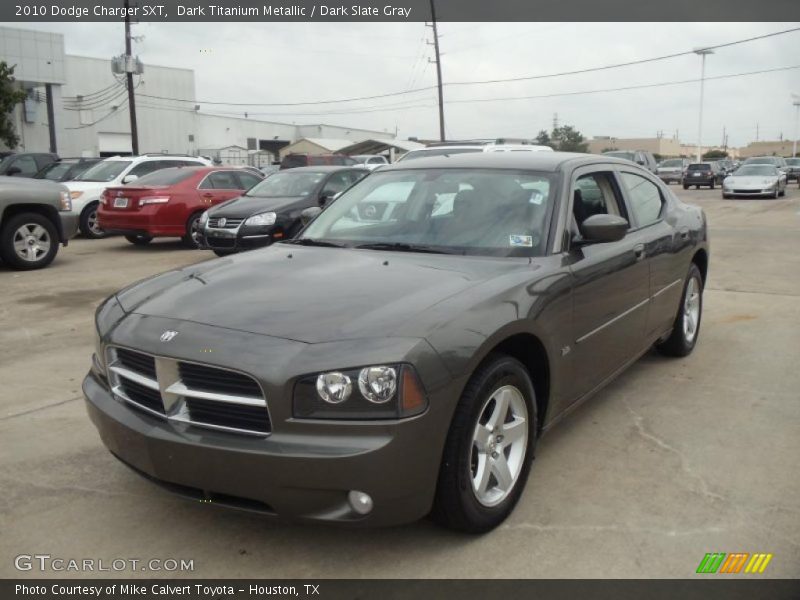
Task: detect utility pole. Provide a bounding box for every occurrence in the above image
[694,47,713,162]
[426,0,445,142]
[124,0,139,155]
[792,94,800,157]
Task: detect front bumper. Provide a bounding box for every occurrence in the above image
[58,212,79,245]
[199,224,282,252]
[723,187,777,197]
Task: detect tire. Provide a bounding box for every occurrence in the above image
[431,354,537,533]
[683,184,689,190]
[125,234,153,246]
[212,249,236,257]
[773,188,780,199]
[0,212,59,270]
[695,185,699,190]
[181,212,203,248]
[722,193,730,199]
[779,186,785,197]
[656,263,703,358]
[709,180,715,190]
[79,202,107,239]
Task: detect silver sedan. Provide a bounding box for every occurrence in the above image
[722,165,787,199]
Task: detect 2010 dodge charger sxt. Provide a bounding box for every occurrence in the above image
[84,152,709,532]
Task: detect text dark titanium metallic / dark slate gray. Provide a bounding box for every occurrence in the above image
[84,152,709,532]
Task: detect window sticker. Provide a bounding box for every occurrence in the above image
[509,235,533,247]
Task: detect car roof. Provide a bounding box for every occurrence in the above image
[280,165,366,173]
[380,151,634,173]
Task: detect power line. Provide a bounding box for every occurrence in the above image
[446,27,800,86]
[132,27,799,109]
[65,98,129,129]
[62,81,122,102]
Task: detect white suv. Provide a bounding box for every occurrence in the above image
[396,143,553,163]
[65,154,211,238]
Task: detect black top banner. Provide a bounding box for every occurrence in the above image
[4,0,800,22]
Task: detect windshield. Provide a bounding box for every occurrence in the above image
[744,157,777,166]
[246,171,325,197]
[604,151,636,161]
[36,162,73,180]
[398,148,483,162]
[76,160,131,182]
[734,165,778,176]
[660,159,683,168]
[299,168,554,257]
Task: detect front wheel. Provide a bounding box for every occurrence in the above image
[79,202,107,239]
[212,248,237,257]
[0,212,59,270]
[182,213,203,248]
[432,355,537,533]
[656,263,703,357]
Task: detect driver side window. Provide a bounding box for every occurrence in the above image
[572,172,625,231]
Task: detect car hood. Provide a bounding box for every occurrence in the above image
[725,176,777,186]
[0,176,66,191]
[209,195,309,218]
[116,245,527,343]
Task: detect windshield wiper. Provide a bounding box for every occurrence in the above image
[354,242,455,254]
[282,238,348,248]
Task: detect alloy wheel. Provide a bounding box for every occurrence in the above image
[470,385,528,507]
[682,276,701,344]
[87,209,103,236]
[13,223,51,263]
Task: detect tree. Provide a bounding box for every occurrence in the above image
[702,149,728,160]
[0,62,26,149]
[535,129,552,148]
[550,125,589,153]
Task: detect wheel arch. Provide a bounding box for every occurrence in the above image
[691,248,708,284]
[1,203,61,240]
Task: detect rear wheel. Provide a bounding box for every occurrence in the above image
[709,180,715,189]
[0,212,59,270]
[79,202,106,239]
[432,355,537,533]
[182,213,203,248]
[682,183,689,190]
[656,263,703,357]
[125,234,153,246]
[212,248,236,257]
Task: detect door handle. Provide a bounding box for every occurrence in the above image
[633,244,646,261]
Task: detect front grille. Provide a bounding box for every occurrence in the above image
[207,217,244,229]
[185,398,270,434]
[119,378,165,414]
[179,362,262,397]
[105,347,270,436]
[116,348,157,379]
[206,237,236,248]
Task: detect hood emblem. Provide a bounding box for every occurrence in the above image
[160,330,179,342]
[218,218,227,227]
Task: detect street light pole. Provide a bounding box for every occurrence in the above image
[694,48,714,162]
[792,94,800,158]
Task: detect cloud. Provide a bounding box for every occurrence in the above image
[9,21,800,146]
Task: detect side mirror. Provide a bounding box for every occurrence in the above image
[6,166,21,176]
[122,174,138,184]
[636,160,645,165]
[577,214,628,244]
[319,190,341,206]
[301,206,322,226]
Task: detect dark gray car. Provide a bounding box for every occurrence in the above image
[84,152,709,532]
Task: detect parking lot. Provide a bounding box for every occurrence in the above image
[1,184,798,578]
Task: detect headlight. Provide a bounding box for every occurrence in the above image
[199,210,209,224]
[59,191,72,212]
[294,364,427,420]
[245,212,276,226]
[70,191,83,199]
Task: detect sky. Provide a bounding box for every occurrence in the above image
[7,21,800,147]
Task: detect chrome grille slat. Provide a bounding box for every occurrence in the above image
[207,217,244,229]
[104,346,271,436]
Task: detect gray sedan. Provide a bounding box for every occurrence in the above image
[722,165,787,199]
[84,152,708,532]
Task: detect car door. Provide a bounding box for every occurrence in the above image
[617,169,685,340]
[197,171,245,208]
[565,166,651,401]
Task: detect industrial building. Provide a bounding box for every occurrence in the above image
[0,26,395,162]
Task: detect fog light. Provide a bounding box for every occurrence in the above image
[348,490,373,515]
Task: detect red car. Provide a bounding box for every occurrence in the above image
[98,167,263,247]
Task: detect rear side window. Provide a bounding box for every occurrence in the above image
[281,155,307,169]
[236,172,262,189]
[133,168,195,186]
[129,160,168,178]
[10,155,39,176]
[620,173,664,227]
[206,171,240,189]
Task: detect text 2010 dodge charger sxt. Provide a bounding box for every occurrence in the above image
[84,152,708,532]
